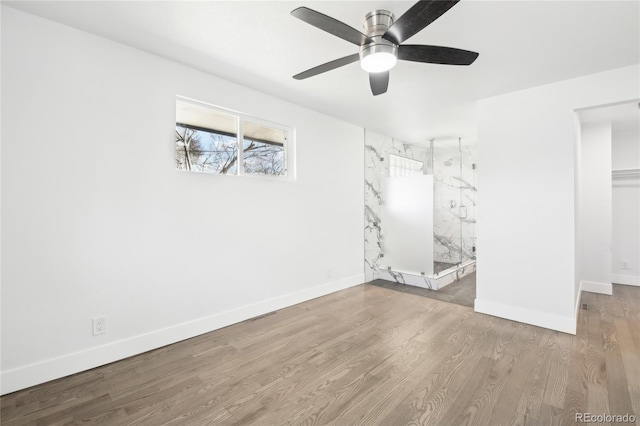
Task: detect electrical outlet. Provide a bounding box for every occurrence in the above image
[621,260,629,269]
[93,316,106,336]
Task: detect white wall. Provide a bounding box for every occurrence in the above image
[476,65,639,334]
[612,127,640,285]
[0,7,364,394]
[612,127,640,170]
[576,122,612,294]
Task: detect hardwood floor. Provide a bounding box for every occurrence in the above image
[2,284,638,425]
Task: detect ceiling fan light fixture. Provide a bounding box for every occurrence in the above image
[360,42,397,73]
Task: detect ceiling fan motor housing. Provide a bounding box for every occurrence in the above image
[360,10,397,72]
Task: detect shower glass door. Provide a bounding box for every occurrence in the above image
[460,141,477,263]
[432,138,463,273]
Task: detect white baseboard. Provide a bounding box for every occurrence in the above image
[580,280,613,295]
[574,280,614,329]
[474,298,576,335]
[1,274,364,395]
[611,273,640,287]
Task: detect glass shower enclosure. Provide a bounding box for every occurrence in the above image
[374,136,477,288]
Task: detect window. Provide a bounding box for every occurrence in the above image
[389,154,424,177]
[242,121,286,176]
[176,98,291,177]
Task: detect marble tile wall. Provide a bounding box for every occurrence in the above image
[364,130,477,282]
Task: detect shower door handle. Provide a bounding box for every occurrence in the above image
[459,205,467,219]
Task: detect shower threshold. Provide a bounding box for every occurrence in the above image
[378,260,476,291]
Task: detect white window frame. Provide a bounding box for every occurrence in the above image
[388,153,424,177]
[176,95,296,180]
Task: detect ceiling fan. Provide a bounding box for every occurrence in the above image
[291,0,479,96]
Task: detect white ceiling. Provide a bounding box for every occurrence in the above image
[5,0,639,142]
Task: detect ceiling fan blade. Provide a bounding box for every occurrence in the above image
[383,0,460,45]
[398,45,479,65]
[293,54,360,80]
[291,7,373,46]
[369,71,389,96]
